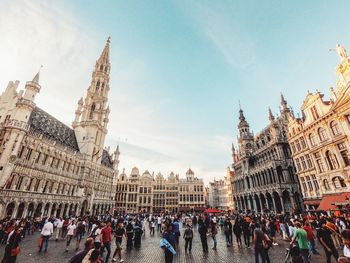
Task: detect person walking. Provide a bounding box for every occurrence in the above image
[100,222,112,263]
[39,219,53,253]
[253,223,270,263]
[55,218,63,241]
[242,217,251,248]
[223,217,232,246]
[76,219,86,251]
[161,224,176,263]
[210,220,218,250]
[66,220,77,252]
[233,217,243,248]
[303,221,318,255]
[125,221,134,250]
[317,221,339,263]
[290,222,310,263]
[198,219,208,253]
[183,224,193,252]
[1,226,22,263]
[112,222,126,262]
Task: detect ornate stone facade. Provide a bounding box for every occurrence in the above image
[231,99,303,214]
[115,168,205,214]
[0,38,119,219]
[288,45,350,210]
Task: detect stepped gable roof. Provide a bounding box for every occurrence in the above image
[28,107,79,151]
[101,149,113,168]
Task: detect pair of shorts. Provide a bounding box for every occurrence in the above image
[76,233,84,241]
[115,240,122,249]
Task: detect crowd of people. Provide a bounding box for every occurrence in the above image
[1,212,350,262]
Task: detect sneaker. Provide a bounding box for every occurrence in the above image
[273,243,278,246]
[112,259,117,262]
[120,259,124,263]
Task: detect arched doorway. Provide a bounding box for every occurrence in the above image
[254,194,261,212]
[27,203,35,218]
[249,195,254,210]
[43,203,50,216]
[68,204,74,216]
[34,203,43,217]
[260,194,267,211]
[272,192,282,213]
[80,200,88,216]
[16,203,25,218]
[56,204,63,218]
[51,203,57,216]
[6,202,15,218]
[266,193,273,211]
[63,203,68,217]
[282,190,292,214]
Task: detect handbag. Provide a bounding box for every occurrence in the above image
[38,235,44,248]
[11,246,20,256]
[262,234,272,250]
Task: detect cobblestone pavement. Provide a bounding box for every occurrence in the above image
[0,224,341,263]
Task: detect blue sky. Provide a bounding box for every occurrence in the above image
[0,1,349,183]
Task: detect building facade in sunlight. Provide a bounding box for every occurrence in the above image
[288,45,350,211]
[231,98,303,214]
[115,168,205,213]
[0,38,119,218]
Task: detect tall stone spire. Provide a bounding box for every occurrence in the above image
[268,107,275,122]
[73,37,112,162]
[281,93,288,112]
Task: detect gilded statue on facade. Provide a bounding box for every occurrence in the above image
[330,44,348,60]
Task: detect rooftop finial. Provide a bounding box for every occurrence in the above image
[32,65,43,84]
[268,107,275,122]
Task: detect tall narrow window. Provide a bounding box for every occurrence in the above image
[309,133,316,146]
[338,142,350,166]
[89,103,95,120]
[330,121,341,136]
[315,152,325,173]
[326,150,339,170]
[318,127,328,142]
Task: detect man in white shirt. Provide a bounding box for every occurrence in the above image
[157,216,162,232]
[39,219,54,252]
[55,218,63,241]
[65,220,76,252]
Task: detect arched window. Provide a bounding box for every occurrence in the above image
[325,150,339,170]
[96,81,100,90]
[99,65,103,71]
[309,133,316,146]
[332,176,347,188]
[318,127,328,141]
[330,121,341,136]
[323,179,330,190]
[89,103,95,120]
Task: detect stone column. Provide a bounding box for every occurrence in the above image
[22,204,29,218]
[280,196,285,214]
[272,197,277,213]
[12,203,18,219]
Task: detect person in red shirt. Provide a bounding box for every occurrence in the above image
[303,221,318,255]
[100,222,112,263]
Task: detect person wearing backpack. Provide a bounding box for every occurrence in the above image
[253,223,270,263]
[183,224,193,252]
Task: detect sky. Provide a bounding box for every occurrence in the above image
[0,0,349,184]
